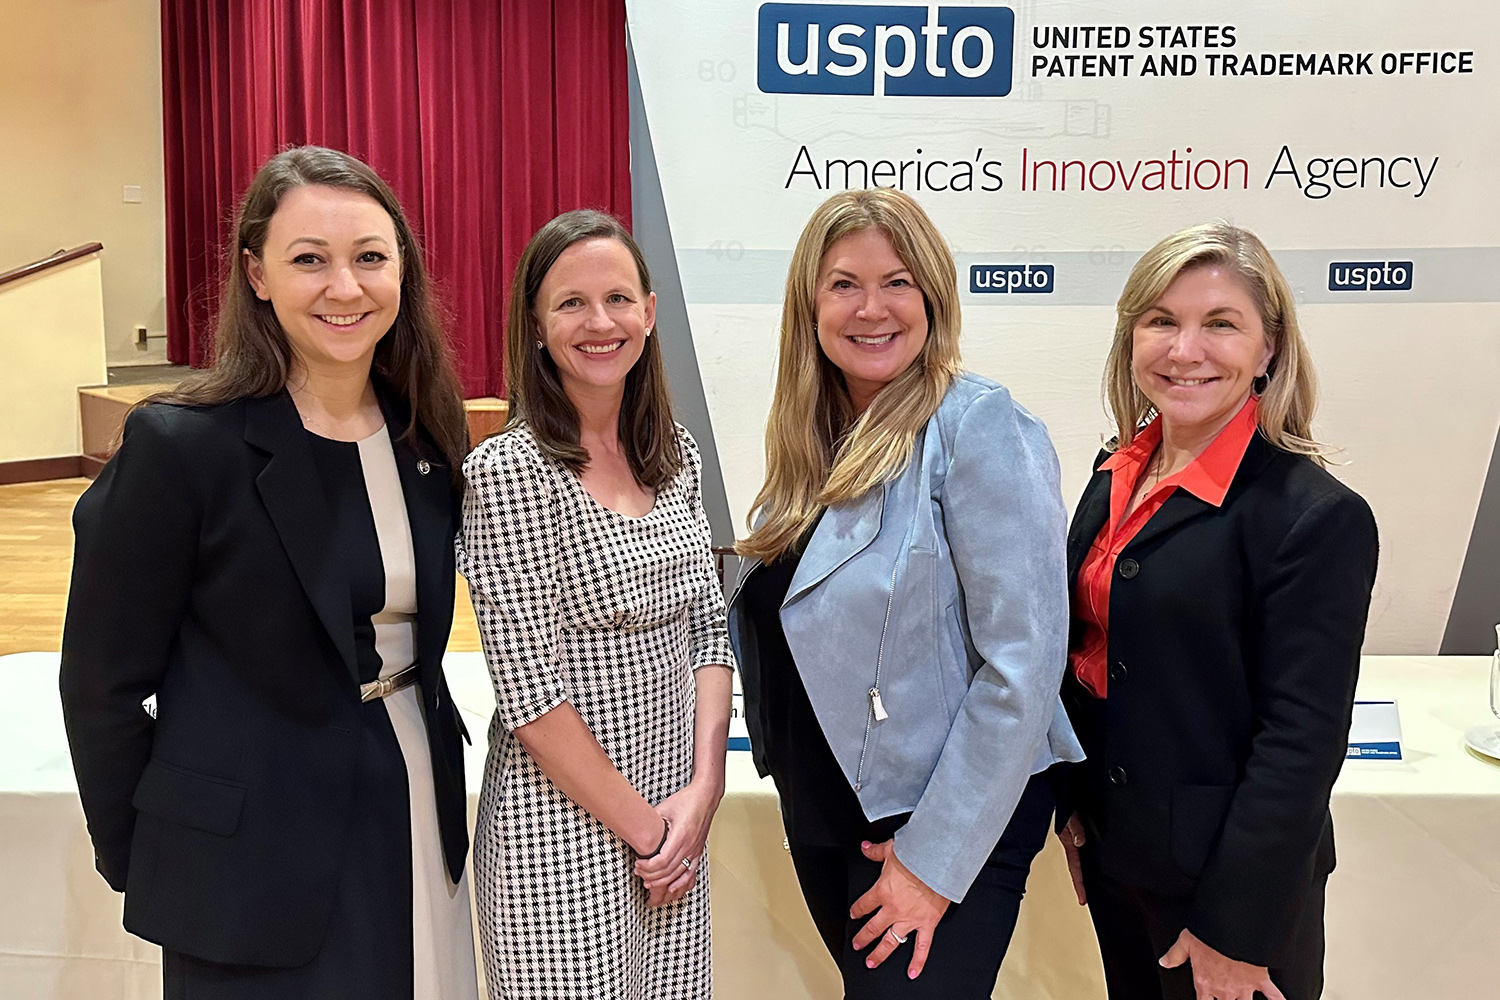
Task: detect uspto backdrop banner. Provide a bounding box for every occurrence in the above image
[624,0,1500,653]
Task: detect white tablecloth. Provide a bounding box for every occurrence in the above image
[3,652,1497,999]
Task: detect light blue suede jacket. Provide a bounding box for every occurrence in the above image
[728,372,1084,902]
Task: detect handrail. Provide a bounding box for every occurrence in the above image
[0,243,104,289]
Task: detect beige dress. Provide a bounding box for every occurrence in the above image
[360,427,479,1000]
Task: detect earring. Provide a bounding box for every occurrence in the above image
[535,340,544,349]
[1253,371,1270,394]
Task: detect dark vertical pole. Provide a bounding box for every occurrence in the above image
[626,29,736,548]
[1441,425,1500,654]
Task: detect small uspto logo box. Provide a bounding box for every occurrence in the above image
[1328,260,1414,292]
[758,4,1015,97]
[970,263,1054,293]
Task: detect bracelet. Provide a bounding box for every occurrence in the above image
[637,817,671,859]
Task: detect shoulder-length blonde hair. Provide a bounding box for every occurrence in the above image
[738,188,961,563]
[1104,221,1326,463]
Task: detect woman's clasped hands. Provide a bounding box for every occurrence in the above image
[634,778,723,907]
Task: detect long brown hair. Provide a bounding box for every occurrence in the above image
[146,145,469,477]
[1104,221,1326,464]
[738,188,961,563]
[503,209,681,491]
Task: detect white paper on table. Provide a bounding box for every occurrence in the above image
[1347,700,1403,760]
[729,669,751,751]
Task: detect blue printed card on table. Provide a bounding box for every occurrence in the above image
[1347,700,1403,760]
[729,677,751,752]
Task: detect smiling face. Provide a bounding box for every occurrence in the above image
[244,184,401,377]
[1131,264,1275,442]
[535,237,656,402]
[814,228,929,413]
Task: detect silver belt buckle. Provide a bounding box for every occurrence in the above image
[360,665,416,703]
[360,675,394,703]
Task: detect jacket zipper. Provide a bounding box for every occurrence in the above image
[853,499,918,792]
[854,562,899,792]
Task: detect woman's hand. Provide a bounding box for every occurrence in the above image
[849,840,951,980]
[634,778,722,906]
[1159,928,1287,1000]
[1057,812,1087,905]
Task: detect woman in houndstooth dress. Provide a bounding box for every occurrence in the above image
[457,210,734,1000]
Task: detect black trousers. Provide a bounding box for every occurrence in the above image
[1080,845,1327,1000]
[785,772,1054,999]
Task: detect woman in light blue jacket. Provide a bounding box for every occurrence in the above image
[728,188,1082,998]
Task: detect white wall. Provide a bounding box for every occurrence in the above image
[0,255,109,462]
[0,0,166,365]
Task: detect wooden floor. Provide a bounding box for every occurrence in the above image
[0,478,85,654]
[0,477,482,657]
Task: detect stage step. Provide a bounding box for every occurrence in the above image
[78,384,174,477]
[465,397,509,443]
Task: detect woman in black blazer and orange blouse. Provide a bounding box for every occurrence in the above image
[1055,223,1378,1000]
[60,147,477,999]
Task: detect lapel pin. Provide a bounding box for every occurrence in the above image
[417,459,431,475]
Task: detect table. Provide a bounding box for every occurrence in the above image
[1319,658,1500,999]
[3,653,1497,999]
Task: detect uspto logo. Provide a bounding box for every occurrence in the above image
[970,263,1054,293]
[1328,260,1414,292]
[757,4,1015,97]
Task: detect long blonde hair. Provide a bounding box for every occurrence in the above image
[1104,221,1326,463]
[738,189,962,562]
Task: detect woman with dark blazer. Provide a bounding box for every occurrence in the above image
[59,146,478,999]
[1056,223,1379,1000]
[728,188,1082,997]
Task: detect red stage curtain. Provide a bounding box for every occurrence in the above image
[161,0,631,398]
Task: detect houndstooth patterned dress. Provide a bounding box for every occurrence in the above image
[457,422,733,1000]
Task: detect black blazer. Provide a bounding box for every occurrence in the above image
[60,390,469,968]
[1062,432,1378,967]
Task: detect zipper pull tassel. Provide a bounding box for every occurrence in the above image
[870,687,889,722]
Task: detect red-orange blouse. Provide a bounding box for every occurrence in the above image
[1069,396,1261,698]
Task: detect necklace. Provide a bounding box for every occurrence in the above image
[1146,450,1166,492]
[1128,449,1166,517]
